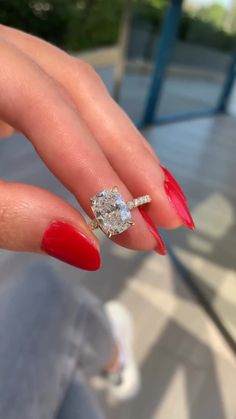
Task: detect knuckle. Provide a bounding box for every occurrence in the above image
[72,58,95,74]
[70,57,102,84]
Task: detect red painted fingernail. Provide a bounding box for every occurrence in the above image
[164,181,195,230]
[139,209,167,255]
[160,164,187,202]
[41,221,101,271]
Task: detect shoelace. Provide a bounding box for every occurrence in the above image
[101,364,124,386]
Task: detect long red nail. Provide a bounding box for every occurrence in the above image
[41,221,101,270]
[139,209,167,255]
[164,181,195,230]
[160,165,187,201]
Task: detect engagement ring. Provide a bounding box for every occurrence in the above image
[88,186,151,237]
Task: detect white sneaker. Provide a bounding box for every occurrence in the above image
[103,301,141,403]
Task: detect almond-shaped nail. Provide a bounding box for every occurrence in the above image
[139,209,166,255]
[41,221,101,270]
[160,164,187,201]
[164,181,195,230]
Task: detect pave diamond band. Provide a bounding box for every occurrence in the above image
[126,195,151,210]
[88,187,151,237]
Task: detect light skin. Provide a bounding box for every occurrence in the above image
[0,25,194,266]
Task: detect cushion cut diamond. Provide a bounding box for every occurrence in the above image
[91,188,133,236]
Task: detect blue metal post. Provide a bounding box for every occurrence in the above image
[217,50,236,113]
[141,0,183,127]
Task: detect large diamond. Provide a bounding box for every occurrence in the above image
[91,188,133,236]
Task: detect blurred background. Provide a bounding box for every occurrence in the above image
[0,0,236,418]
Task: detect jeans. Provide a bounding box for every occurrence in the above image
[0,262,114,419]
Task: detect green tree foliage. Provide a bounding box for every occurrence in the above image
[179,14,235,52]
[133,0,167,27]
[0,0,122,51]
[224,3,236,33]
[134,0,236,53]
[65,0,122,51]
[0,0,235,52]
[195,3,226,29]
[0,0,76,47]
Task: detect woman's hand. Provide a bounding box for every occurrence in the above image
[0,25,194,270]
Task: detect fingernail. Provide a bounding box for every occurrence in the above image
[139,209,167,255]
[41,221,101,270]
[160,164,187,201]
[164,181,195,230]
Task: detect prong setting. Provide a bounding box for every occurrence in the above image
[88,188,151,237]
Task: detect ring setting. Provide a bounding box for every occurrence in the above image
[89,187,151,238]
